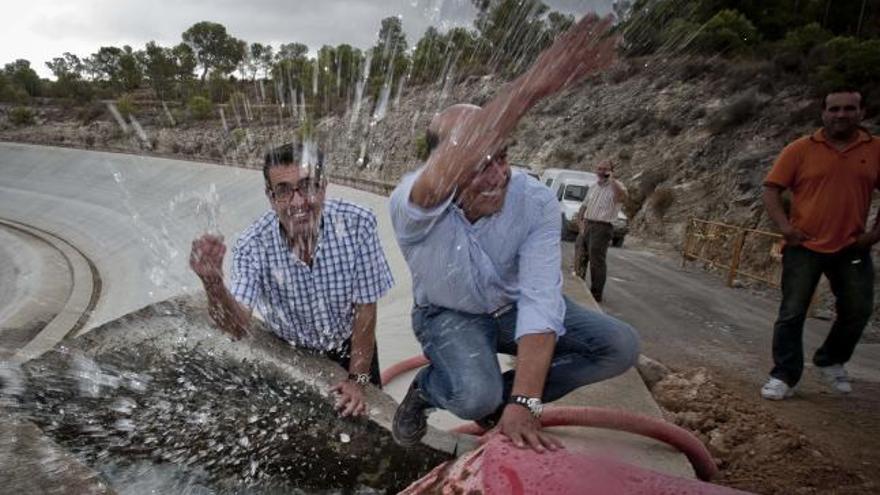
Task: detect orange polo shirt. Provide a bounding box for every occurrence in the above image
[764,128,880,253]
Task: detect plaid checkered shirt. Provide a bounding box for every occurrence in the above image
[230,199,394,351]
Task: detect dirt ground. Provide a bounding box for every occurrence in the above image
[646,364,877,494]
[587,239,880,495]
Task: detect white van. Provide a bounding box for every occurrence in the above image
[539,169,596,240]
[539,168,628,245]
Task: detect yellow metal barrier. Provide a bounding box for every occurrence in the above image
[681,217,783,288]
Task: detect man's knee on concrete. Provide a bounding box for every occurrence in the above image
[608,319,641,373]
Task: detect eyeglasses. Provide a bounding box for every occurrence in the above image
[477,148,508,173]
[269,178,323,202]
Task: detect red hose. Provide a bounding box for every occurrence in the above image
[381,354,429,386]
[453,406,718,481]
[382,354,718,481]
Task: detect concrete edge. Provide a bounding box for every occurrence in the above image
[1,219,101,364]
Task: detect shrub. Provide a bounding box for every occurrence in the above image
[187,96,214,121]
[661,19,702,52]
[552,147,578,165]
[0,74,29,103]
[781,23,832,55]
[691,9,760,57]
[651,187,676,217]
[413,133,429,161]
[77,102,105,125]
[811,37,880,97]
[116,94,135,117]
[231,128,247,146]
[9,106,35,126]
[208,71,232,103]
[707,91,757,134]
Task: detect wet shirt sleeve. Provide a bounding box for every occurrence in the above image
[515,193,566,340]
[765,140,803,189]
[389,167,454,246]
[230,238,262,309]
[353,212,395,304]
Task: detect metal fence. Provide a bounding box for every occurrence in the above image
[681,217,784,288]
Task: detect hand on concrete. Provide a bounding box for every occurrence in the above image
[190,234,226,284]
[781,226,812,247]
[521,13,616,100]
[495,404,562,454]
[331,379,367,417]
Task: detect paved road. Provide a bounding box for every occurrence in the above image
[0,223,70,358]
[569,241,880,385]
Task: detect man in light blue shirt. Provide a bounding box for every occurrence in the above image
[389,14,639,453]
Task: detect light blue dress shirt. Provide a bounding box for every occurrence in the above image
[390,168,566,340]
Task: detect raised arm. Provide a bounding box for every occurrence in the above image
[189,234,252,339]
[410,14,617,208]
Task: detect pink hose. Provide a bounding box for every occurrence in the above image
[381,354,429,386]
[382,354,718,481]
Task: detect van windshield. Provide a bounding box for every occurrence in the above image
[563,184,587,202]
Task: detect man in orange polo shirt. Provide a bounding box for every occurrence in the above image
[761,88,880,400]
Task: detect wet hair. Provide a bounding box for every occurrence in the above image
[262,143,324,189]
[822,87,864,109]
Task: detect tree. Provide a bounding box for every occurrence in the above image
[46,52,84,81]
[181,21,246,81]
[276,42,309,62]
[246,42,270,81]
[172,42,197,80]
[474,0,550,72]
[258,44,274,79]
[3,59,41,97]
[368,16,410,99]
[117,46,143,92]
[140,42,177,99]
[46,52,92,100]
[411,26,448,84]
[88,46,124,83]
[87,45,141,92]
[272,42,312,107]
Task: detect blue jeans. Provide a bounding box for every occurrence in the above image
[771,245,874,386]
[410,296,640,420]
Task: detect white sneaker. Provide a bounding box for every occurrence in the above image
[761,377,794,400]
[817,364,852,394]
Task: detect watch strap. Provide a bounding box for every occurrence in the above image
[348,373,370,386]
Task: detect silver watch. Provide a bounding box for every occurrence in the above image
[348,373,370,386]
[509,395,543,418]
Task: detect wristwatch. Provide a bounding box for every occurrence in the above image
[348,373,370,386]
[509,395,543,418]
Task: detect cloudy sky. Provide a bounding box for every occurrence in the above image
[0,0,614,78]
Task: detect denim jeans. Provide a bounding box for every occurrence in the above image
[410,296,640,420]
[771,245,874,386]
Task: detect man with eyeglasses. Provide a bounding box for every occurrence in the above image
[389,14,639,453]
[189,143,394,417]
